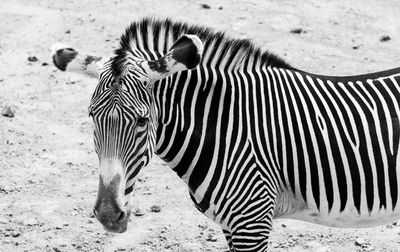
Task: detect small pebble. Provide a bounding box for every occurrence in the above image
[89,212,95,218]
[11,231,21,238]
[198,224,207,229]
[380,35,391,42]
[206,234,218,242]
[290,28,306,34]
[150,205,161,213]
[1,106,15,118]
[200,4,211,9]
[65,30,71,34]
[133,208,145,216]
[27,56,38,62]
[354,238,366,246]
[42,62,48,66]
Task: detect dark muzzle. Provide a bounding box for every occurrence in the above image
[93,175,129,233]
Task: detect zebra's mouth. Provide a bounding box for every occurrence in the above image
[103,222,128,233]
[98,210,131,233]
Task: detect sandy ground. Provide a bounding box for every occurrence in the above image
[1,0,400,251]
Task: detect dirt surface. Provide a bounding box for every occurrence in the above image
[1,0,400,251]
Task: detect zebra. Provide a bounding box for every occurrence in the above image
[51,18,400,251]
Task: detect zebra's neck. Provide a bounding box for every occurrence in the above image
[150,58,291,195]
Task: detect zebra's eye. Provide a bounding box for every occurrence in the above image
[136,117,148,126]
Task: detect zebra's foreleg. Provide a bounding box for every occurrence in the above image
[228,197,276,252]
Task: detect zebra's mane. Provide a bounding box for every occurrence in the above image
[111,17,292,76]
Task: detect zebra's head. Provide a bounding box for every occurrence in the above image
[51,34,203,233]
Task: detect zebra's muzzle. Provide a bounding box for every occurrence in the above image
[93,205,129,233]
[94,174,131,233]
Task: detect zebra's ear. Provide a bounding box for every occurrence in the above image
[51,43,110,79]
[143,34,204,82]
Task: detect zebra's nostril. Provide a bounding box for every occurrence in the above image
[116,211,125,222]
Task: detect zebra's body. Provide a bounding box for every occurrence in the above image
[272,69,400,228]
[52,18,400,251]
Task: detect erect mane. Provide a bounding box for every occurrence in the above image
[111,17,292,76]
